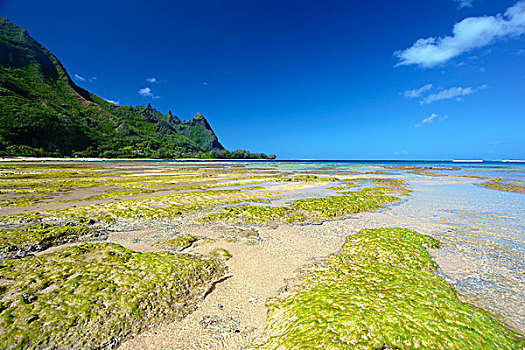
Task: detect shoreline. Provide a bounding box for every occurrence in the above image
[2,156,525,163]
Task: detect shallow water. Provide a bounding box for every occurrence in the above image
[380,178,525,332]
[191,160,525,332]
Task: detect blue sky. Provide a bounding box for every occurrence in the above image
[1,0,524,159]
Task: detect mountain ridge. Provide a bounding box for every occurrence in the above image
[0,17,275,159]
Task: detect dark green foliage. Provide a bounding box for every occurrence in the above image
[177,112,224,151]
[0,17,275,159]
[208,148,276,160]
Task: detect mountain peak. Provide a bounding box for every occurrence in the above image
[0,17,227,156]
[167,110,181,125]
[191,113,212,130]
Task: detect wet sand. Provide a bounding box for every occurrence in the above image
[119,224,343,349]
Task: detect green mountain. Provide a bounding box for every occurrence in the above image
[0,17,274,159]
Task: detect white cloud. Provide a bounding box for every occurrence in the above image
[394,150,409,155]
[415,113,448,127]
[138,87,152,97]
[203,82,209,86]
[395,1,525,67]
[74,74,86,82]
[138,87,160,99]
[74,74,97,83]
[403,84,433,98]
[455,0,474,9]
[416,113,439,127]
[420,85,486,104]
[146,77,158,83]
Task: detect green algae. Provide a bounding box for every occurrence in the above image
[276,175,339,183]
[356,186,409,196]
[201,205,306,224]
[0,242,225,349]
[0,195,47,208]
[1,172,400,227]
[154,235,197,250]
[201,191,400,224]
[2,189,273,225]
[72,189,268,221]
[0,165,339,215]
[480,178,525,194]
[258,228,525,350]
[221,227,262,245]
[110,174,216,190]
[0,224,100,260]
[291,192,400,219]
[328,181,359,191]
[209,247,232,260]
[84,189,156,200]
[0,168,117,195]
[0,165,220,196]
[230,227,259,238]
[370,178,411,194]
[329,178,411,196]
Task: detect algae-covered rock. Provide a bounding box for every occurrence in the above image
[1,189,268,225]
[370,178,412,194]
[209,247,232,260]
[154,235,197,251]
[329,178,411,195]
[276,175,338,183]
[201,205,305,224]
[0,242,226,349]
[201,191,400,225]
[258,228,525,349]
[328,180,359,191]
[0,224,104,260]
[223,227,262,245]
[291,192,399,219]
[480,178,525,194]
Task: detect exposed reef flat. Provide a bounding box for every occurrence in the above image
[257,228,524,349]
[0,243,225,349]
[480,178,525,194]
[0,160,523,349]
[0,223,105,260]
